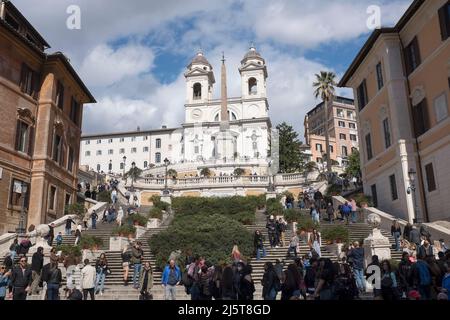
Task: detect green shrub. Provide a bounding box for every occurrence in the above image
[296,215,320,232]
[149,207,163,220]
[233,168,245,176]
[321,226,349,244]
[149,214,253,269]
[352,193,374,207]
[55,244,81,257]
[113,225,136,237]
[200,168,212,177]
[326,184,342,197]
[97,190,111,203]
[126,214,148,227]
[171,196,258,224]
[79,235,103,250]
[65,203,85,217]
[150,195,169,211]
[266,198,284,216]
[167,169,178,178]
[283,208,304,223]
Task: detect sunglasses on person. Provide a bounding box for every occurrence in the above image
[20,259,26,263]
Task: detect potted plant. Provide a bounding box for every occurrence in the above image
[126,214,148,227]
[149,207,163,220]
[79,235,103,250]
[113,225,136,238]
[56,244,82,266]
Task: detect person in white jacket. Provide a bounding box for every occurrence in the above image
[117,207,124,226]
[80,259,96,300]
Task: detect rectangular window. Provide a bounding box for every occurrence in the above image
[357,80,369,111]
[438,2,450,41]
[376,62,384,90]
[55,81,64,110]
[337,109,344,117]
[108,139,113,144]
[96,150,102,156]
[342,146,348,157]
[365,134,373,160]
[338,121,345,127]
[70,97,79,125]
[97,139,101,144]
[371,184,378,207]
[389,174,398,201]
[67,147,74,173]
[131,148,137,153]
[85,151,91,157]
[131,137,136,142]
[425,163,437,192]
[120,163,124,170]
[339,134,346,140]
[347,111,354,120]
[315,144,323,152]
[119,148,125,154]
[350,134,357,141]
[383,118,391,149]
[52,134,62,164]
[143,147,149,152]
[120,138,125,142]
[48,185,56,211]
[15,120,30,154]
[412,99,430,137]
[65,193,71,207]
[108,149,114,155]
[405,37,421,76]
[10,180,29,207]
[329,145,334,153]
[156,139,161,149]
[349,123,356,129]
[194,146,199,154]
[434,93,448,123]
[143,136,148,141]
[19,64,40,99]
[155,153,161,163]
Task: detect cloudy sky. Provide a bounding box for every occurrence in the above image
[13,0,412,139]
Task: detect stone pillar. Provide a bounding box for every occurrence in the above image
[363,213,391,268]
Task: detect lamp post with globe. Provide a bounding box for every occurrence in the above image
[163,158,170,195]
[407,168,421,224]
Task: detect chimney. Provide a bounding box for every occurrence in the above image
[162,125,167,129]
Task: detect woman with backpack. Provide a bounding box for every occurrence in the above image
[261,262,279,300]
[380,260,399,301]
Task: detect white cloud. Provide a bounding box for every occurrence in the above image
[80,44,155,87]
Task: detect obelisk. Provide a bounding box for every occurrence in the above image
[220,53,229,131]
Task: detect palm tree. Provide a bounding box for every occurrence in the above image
[125,166,143,184]
[313,71,337,177]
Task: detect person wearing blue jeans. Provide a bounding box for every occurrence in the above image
[131,242,144,289]
[391,221,402,251]
[347,242,366,293]
[46,263,62,300]
[254,231,266,260]
[91,210,98,230]
[257,247,266,260]
[95,253,108,295]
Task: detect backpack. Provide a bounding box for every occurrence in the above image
[381,273,394,288]
[416,262,431,286]
[334,276,354,299]
[182,271,193,288]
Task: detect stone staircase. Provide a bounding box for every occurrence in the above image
[247,211,338,283]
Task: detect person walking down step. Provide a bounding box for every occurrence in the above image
[117,207,124,227]
[122,246,132,286]
[10,256,32,300]
[254,231,266,260]
[391,220,402,252]
[262,262,280,300]
[81,259,96,300]
[288,235,299,258]
[44,262,62,300]
[30,247,44,295]
[162,259,181,300]
[91,210,98,230]
[347,241,366,295]
[95,253,109,295]
[326,203,334,224]
[139,261,153,300]
[131,242,144,289]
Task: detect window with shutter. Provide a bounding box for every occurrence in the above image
[405,37,421,75]
[425,163,437,192]
[438,2,450,41]
[412,99,430,137]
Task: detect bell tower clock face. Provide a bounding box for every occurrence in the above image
[192,109,202,120]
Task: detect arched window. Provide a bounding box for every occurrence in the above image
[248,78,257,95]
[193,83,202,100]
[155,153,161,163]
[144,161,148,168]
[214,111,237,122]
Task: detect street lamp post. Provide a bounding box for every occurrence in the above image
[122,156,127,179]
[267,160,275,192]
[407,168,421,224]
[16,182,28,235]
[109,159,112,174]
[163,158,170,195]
[131,162,136,192]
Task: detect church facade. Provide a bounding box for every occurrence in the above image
[80,47,273,177]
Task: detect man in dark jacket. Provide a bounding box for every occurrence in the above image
[65,218,76,235]
[266,216,277,248]
[47,223,55,246]
[347,242,365,294]
[11,256,32,300]
[409,226,421,246]
[131,242,144,289]
[30,247,44,295]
